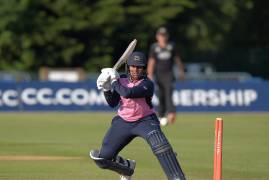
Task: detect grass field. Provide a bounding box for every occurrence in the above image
[0,112,268,180]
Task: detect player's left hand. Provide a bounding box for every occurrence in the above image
[106,68,119,83]
[101,81,111,91]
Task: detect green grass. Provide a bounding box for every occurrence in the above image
[0,112,268,180]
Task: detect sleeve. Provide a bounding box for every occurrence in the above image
[103,90,120,108]
[171,42,180,57]
[111,79,154,99]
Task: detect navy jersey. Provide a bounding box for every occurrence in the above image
[104,75,154,109]
[149,42,178,74]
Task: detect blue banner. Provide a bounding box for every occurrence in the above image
[172,81,269,111]
[0,81,269,112]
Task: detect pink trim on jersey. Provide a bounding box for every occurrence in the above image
[117,78,154,122]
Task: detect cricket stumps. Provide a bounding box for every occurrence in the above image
[214,118,223,180]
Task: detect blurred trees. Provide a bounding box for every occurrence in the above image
[0,0,268,78]
[0,0,123,71]
[218,0,269,79]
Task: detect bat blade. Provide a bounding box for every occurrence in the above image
[113,39,137,70]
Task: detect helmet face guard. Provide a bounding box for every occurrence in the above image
[126,51,147,80]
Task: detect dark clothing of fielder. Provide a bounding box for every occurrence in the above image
[149,42,178,117]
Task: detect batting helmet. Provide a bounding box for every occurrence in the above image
[127,51,147,67]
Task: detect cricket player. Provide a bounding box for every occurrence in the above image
[90,51,186,180]
[147,27,185,126]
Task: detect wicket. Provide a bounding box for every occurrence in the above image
[214,118,223,180]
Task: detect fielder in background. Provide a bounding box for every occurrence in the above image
[90,51,186,180]
[147,27,185,126]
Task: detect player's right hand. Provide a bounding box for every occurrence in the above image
[96,68,111,90]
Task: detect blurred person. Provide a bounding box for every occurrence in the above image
[90,51,186,180]
[147,27,185,126]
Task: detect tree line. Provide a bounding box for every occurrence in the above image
[0,0,268,78]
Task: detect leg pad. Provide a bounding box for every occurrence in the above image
[147,130,186,180]
[89,149,135,176]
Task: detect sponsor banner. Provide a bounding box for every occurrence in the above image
[0,82,18,111]
[19,82,110,111]
[172,81,269,111]
[0,82,110,111]
[0,81,269,111]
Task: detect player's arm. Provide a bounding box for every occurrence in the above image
[103,90,120,108]
[175,54,185,81]
[173,43,185,81]
[147,44,156,80]
[147,57,155,80]
[111,79,154,98]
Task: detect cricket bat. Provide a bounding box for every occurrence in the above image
[112,39,137,70]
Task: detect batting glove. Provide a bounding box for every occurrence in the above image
[107,68,119,84]
[101,81,111,91]
[96,68,111,91]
